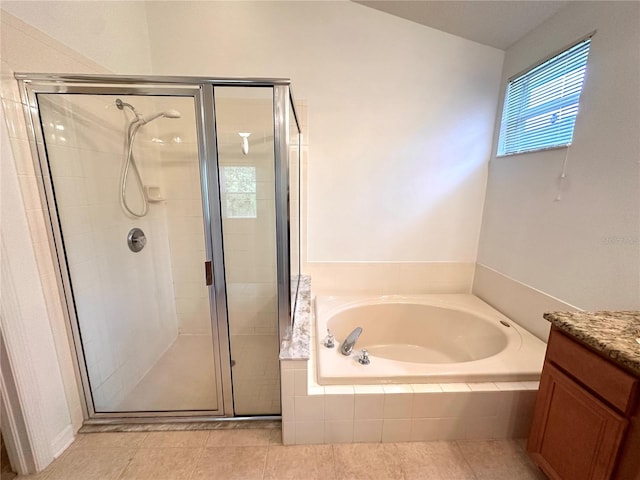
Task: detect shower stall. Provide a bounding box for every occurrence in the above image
[17,74,301,421]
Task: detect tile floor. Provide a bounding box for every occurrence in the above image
[16,429,547,479]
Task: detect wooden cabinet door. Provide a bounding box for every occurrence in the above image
[528,363,628,480]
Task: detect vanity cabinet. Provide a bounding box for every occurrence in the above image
[527,327,640,480]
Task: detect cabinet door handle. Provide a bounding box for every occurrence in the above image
[205,260,213,286]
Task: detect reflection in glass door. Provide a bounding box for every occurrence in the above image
[37,91,223,414]
[214,87,281,415]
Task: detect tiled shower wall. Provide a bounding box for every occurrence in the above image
[38,94,179,409]
[220,138,278,339]
[158,99,211,336]
[155,94,283,343]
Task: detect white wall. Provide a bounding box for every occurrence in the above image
[144,1,504,265]
[0,11,109,470]
[2,0,505,287]
[0,6,164,471]
[1,106,75,471]
[0,1,153,74]
[476,2,640,316]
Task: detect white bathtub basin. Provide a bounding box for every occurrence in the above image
[315,294,546,385]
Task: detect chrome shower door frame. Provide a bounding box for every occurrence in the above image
[274,85,292,338]
[17,78,230,421]
[16,74,300,422]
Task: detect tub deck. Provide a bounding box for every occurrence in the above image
[315,294,546,385]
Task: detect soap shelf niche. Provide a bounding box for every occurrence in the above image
[144,185,165,202]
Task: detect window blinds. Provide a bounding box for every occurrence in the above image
[498,37,592,156]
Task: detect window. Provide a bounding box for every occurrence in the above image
[497,36,592,156]
[220,166,257,218]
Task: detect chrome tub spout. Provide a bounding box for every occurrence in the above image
[340,327,363,355]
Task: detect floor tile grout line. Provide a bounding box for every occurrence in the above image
[393,441,411,480]
[330,444,337,479]
[454,439,485,480]
[203,429,213,449]
[392,442,407,480]
[183,444,207,480]
[114,439,143,480]
[262,440,271,480]
[113,452,136,480]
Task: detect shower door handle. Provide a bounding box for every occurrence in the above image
[205,260,213,286]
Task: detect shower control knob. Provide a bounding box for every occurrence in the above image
[358,349,370,365]
[127,228,147,253]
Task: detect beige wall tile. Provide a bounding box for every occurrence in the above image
[324,395,354,421]
[295,395,324,421]
[355,394,384,420]
[295,421,325,445]
[353,420,383,443]
[324,421,354,444]
[381,419,412,442]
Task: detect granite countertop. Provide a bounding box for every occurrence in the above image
[279,275,311,360]
[544,311,640,377]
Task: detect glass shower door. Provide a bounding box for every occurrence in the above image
[214,87,281,415]
[36,91,224,414]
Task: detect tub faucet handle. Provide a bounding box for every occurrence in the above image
[323,329,335,348]
[358,349,370,365]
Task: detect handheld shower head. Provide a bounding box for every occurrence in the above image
[139,109,182,124]
[116,99,181,124]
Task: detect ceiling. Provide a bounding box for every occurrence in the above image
[354,1,571,50]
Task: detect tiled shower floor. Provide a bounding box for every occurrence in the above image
[230,334,281,415]
[17,429,546,479]
[115,333,281,415]
[117,334,217,412]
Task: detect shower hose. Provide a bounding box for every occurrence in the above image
[120,119,148,218]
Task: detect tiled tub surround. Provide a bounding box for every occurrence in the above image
[280,279,540,445]
[544,310,640,376]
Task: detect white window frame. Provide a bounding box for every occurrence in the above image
[220,165,257,219]
[497,32,595,157]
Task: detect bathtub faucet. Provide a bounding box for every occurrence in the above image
[340,327,363,356]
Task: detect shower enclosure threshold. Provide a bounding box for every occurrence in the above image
[80,418,282,433]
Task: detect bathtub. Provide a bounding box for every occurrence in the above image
[315,294,546,385]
